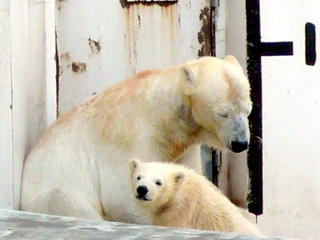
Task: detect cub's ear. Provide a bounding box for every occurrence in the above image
[180,65,197,84]
[223,55,242,69]
[173,172,185,188]
[129,158,141,173]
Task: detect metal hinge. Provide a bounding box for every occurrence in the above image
[211,0,220,7]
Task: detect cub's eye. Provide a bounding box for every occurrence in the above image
[155,180,162,186]
[137,176,141,180]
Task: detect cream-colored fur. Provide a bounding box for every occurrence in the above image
[20,56,252,223]
[130,159,260,235]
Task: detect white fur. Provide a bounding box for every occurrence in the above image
[20,56,252,223]
[130,159,261,235]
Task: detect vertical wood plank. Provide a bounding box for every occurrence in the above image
[11,0,30,209]
[0,0,13,209]
[45,0,57,126]
[6,0,57,209]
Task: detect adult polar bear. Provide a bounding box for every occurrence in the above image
[20,56,252,223]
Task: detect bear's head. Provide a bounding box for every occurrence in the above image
[129,158,185,211]
[181,56,252,153]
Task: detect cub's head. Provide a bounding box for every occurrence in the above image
[129,159,185,210]
[181,55,252,153]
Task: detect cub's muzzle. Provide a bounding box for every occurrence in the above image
[136,185,150,201]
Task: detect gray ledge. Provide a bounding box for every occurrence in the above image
[0,209,297,240]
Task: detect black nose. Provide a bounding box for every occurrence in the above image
[231,141,248,153]
[137,186,148,196]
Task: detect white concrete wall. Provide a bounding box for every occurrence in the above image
[258,1,320,239]
[219,1,320,239]
[216,0,246,67]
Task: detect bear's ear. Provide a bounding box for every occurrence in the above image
[180,65,197,84]
[129,158,141,173]
[173,172,185,187]
[223,55,242,69]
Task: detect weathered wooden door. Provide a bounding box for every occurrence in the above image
[55,0,213,114]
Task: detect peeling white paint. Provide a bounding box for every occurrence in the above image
[56,0,208,114]
[258,1,320,239]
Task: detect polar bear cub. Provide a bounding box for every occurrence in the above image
[129,158,261,235]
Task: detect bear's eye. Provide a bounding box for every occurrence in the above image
[137,175,141,181]
[217,106,231,119]
[155,180,162,186]
[217,111,229,118]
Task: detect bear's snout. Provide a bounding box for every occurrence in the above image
[137,185,149,196]
[231,140,248,153]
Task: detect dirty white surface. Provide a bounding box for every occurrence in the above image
[0,210,296,240]
[258,1,320,240]
[55,0,211,114]
[0,0,13,210]
[0,0,58,210]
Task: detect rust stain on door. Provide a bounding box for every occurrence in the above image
[71,62,87,73]
[161,4,176,46]
[60,52,70,61]
[122,1,179,75]
[57,0,67,11]
[120,0,176,8]
[88,38,102,55]
[124,5,139,75]
[198,7,213,57]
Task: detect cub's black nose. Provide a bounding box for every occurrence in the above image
[231,141,248,153]
[137,186,148,196]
